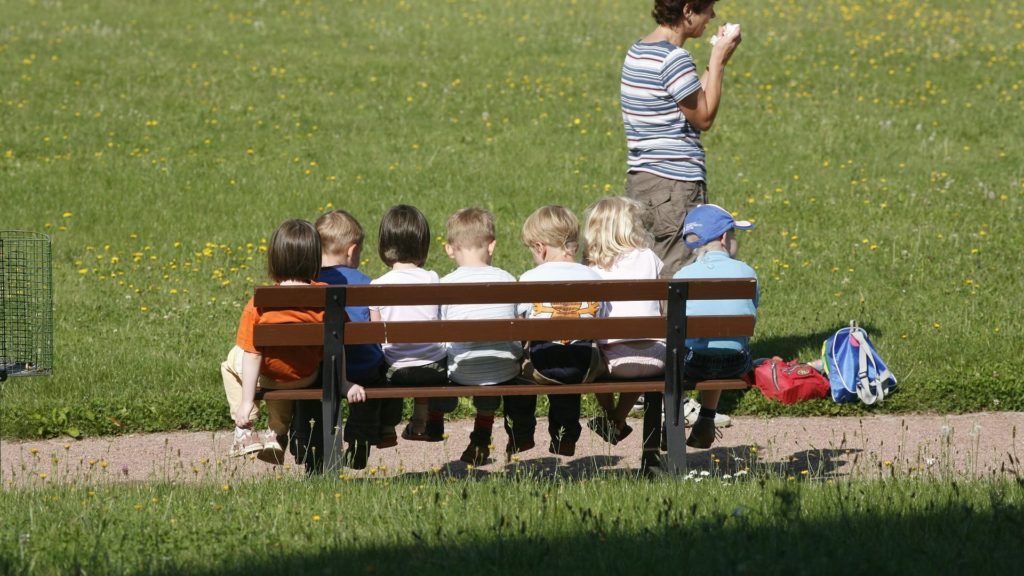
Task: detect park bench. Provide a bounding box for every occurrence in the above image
[253,278,756,474]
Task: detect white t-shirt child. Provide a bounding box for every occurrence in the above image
[369,267,446,369]
[441,265,522,385]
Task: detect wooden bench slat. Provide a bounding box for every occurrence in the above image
[256,378,749,401]
[252,279,757,308]
[253,315,755,347]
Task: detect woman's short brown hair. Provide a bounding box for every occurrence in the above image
[652,0,716,26]
[267,219,321,283]
[378,204,431,267]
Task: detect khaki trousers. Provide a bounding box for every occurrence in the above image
[220,345,319,435]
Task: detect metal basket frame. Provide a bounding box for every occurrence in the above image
[1,230,54,380]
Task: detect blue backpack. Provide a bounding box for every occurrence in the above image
[821,322,896,405]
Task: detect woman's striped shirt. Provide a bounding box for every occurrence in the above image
[621,41,705,182]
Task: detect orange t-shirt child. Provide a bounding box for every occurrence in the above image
[220,283,330,449]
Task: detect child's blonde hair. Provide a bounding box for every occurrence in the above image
[446,207,495,249]
[583,196,652,269]
[521,205,579,254]
[315,209,364,257]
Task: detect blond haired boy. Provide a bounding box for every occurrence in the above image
[510,205,607,458]
[432,207,522,465]
[289,210,386,472]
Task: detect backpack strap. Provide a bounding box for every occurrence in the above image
[851,330,891,405]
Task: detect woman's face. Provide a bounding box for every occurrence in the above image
[685,2,717,37]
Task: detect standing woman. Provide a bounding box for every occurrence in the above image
[621,0,741,277]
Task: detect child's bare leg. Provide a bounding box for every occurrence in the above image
[610,392,642,426]
[595,392,615,414]
[698,390,721,411]
[411,398,429,434]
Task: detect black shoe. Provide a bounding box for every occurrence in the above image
[401,421,444,442]
[640,450,663,477]
[587,416,632,446]
[686,417,719,449]
[505,438,535,459]
[460,442,490,466]
[549,439,576,457]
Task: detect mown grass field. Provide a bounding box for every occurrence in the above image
[1,474,1023,575]
[1,0,1023,438]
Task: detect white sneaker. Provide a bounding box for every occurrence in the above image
[255,429,285,464]
[229,428,264,457]
[683,398,732,428]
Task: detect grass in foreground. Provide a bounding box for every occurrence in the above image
[1,474,1023,575]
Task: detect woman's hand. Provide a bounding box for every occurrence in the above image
[711,24,742,67]
[347,384,367,404]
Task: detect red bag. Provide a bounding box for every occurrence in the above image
[745,357,830,405]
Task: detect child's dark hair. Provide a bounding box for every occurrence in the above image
[267,219,321,283]
[378,204,430,267]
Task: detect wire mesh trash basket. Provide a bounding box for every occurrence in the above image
[0,231,54,380]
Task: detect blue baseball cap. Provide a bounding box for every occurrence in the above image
[682,204,755,249]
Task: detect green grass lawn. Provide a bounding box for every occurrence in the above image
[1,0,1023,438]
[1,474,1023,575]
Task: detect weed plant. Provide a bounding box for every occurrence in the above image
[1,0,1022,438]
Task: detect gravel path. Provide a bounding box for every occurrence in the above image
[3,412,1022,487]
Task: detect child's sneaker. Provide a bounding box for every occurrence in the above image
[587,415,632,446]
[686,417,721,449]
[505,438,535,459]
[401,421,444,442]
[640,450,664,477]
[256,430,286,465]
[230,428,264,457]
[549,439,576,457]
[460,442,490,466]
[683,398,732,428]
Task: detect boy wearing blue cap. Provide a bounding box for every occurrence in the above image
[672,204,759,448]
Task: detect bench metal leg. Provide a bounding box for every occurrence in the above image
[641,392,663,473]
[663,388,687,476]
[322,354,346,473]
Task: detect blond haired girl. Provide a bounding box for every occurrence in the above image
[583,197,666,444]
